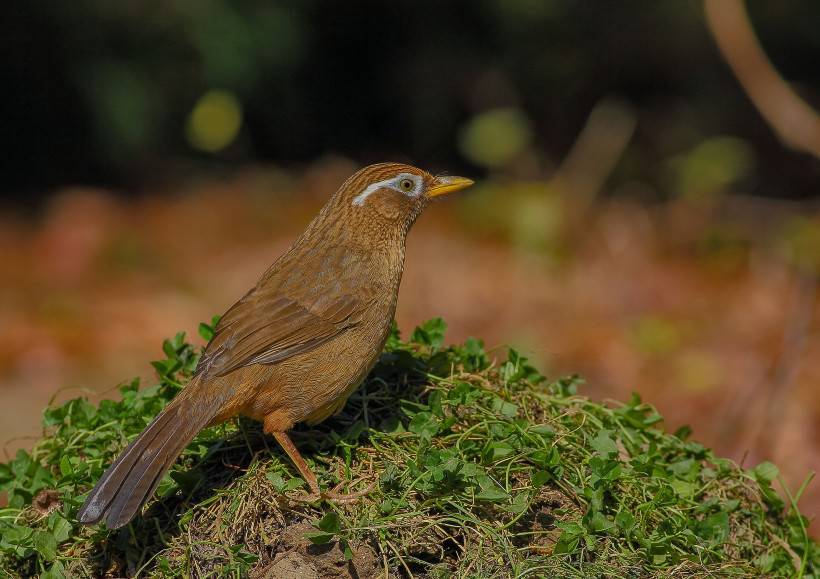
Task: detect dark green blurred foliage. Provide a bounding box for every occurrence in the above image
[2,1,820,198]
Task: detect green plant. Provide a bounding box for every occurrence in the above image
[0,318,817,577]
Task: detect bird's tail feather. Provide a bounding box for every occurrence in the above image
[77,382,217,529]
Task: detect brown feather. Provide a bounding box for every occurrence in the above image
[78,162,465,528]
[77,378,228,528]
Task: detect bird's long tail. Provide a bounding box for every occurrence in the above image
[77,378,220,529]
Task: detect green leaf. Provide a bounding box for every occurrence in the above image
[474,475,508,501]
[162,338,177,359]
[586,510,616,533]
[48,514,72,543]
[267,472,304,493]
[59,456,73,478]
[304,531,335,545]
[410,318,447,349]
[448,381,482,405]
[590,430,618,457]
[169,469,204,494]
[549,375,582,396]
[529,424,555,438]
[34,530,58,561]
[553,522,585,554]
[697,511,729,543]
[316,512,342,534]
[198,321,215,341]
[589,457,622,483]
[41,561,66,579]
[530,447,560,469]
[428,390,444,418]
[753,461,779,484]
[615,510,635,533]
[531,470,551,487]
[754,553,775,572]
[409,411,440,440]
[475,486,508,501]
[503,492,529,514]
[670,479,696,499]
[341,539,354,560]
[491,397,519,418]
[266,472,286,492]
[485,442,515,461]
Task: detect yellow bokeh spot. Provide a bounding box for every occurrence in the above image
[676,351,721,392]
[186,90,243,153]
[458,108,533,168]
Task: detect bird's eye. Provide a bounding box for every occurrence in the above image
[398,178,415,192]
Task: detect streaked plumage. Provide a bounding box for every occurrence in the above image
[77,163,473,529]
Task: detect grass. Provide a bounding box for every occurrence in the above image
[0,318,818,578]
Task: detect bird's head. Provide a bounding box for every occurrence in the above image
[336,162,473,228]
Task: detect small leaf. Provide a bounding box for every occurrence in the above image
[41,561,66,579]
[503,492,529,514]
[341,539,354,560]
[491,397,519,418]
[428,391,444,418]
[753,461,779,484]
[754,553,775,572]
[553,522,584,554]
[615,510,635,533]
[34,530,57,561]
[670,479,696,499]
[198,322,215,341]
[529,425,555,438]
[267,472,286,492]
[48,514,72,543]
[475,475,508,501]
[697,511,729,543]
[475,486,508,501]
[485,442,515,461]
[409,412,440,440]
[531,470,551,487]
[316,512,342,534]
[285,478,304,492]
[590,430,618,457]
[304,531,335,545]
[586,511,616,533]
[162,338,177,359]
[59,456,73,478]
[410,318,447,349]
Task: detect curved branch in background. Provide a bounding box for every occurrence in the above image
[705,0,818,463]
[549,98,636,213]
[704,0,820,159]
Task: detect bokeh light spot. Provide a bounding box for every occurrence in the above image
[458,108,533,168]
[667,136,754,200]
[186,90,243,153]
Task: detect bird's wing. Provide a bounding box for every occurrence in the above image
[195,287,369,378]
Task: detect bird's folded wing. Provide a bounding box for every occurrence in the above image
[195,290,368,378]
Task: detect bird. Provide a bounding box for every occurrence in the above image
[77,162,473,529]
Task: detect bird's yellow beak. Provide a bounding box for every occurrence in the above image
[426,176,475,198]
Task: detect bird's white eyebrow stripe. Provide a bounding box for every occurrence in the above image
[352,177,396,206]
[352,173,421,206]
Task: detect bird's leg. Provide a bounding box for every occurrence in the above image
[270,430,321,496]
[267,424,374,503]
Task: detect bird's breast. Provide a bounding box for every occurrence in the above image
[242,301,395,426]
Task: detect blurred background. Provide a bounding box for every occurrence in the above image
[2,0,819,530]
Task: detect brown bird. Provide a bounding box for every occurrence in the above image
[77,162,473,529]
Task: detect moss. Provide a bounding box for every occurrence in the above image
[0,319,817,578]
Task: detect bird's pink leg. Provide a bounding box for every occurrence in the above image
[266,417,374,503]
